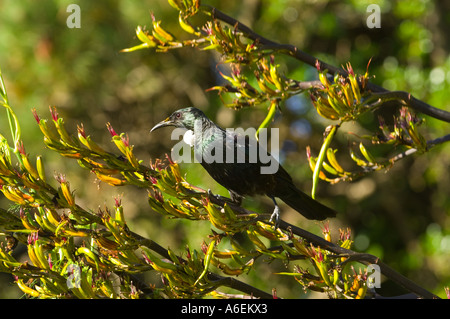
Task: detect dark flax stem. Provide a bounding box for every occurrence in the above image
[202,5,450,123]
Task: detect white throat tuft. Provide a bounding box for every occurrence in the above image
[183,129,195,147]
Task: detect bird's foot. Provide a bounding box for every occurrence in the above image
[207,189,240,206]
[207,189,222,201]
[269,206,280,229]
[207,189,217,198]
[207,189,231,204]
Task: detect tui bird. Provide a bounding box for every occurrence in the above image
[151,107,336,226]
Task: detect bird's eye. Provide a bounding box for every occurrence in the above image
[175,112,181,119]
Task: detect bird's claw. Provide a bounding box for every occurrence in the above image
[269,206,280,229]
[207,189,226,202]
[208,189,240,206]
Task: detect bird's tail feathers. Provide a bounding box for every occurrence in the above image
[279,186,337,220]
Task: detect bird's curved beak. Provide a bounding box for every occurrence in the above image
[150,117,173,132]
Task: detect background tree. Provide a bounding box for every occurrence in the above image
[0,0,448,299]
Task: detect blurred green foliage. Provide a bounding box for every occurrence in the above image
[0,0,448,298]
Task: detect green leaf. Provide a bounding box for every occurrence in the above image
[312,125,337,199]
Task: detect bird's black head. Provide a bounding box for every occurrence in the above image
[150,107,207,132]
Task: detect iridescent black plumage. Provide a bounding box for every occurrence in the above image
[151,107,336,225]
